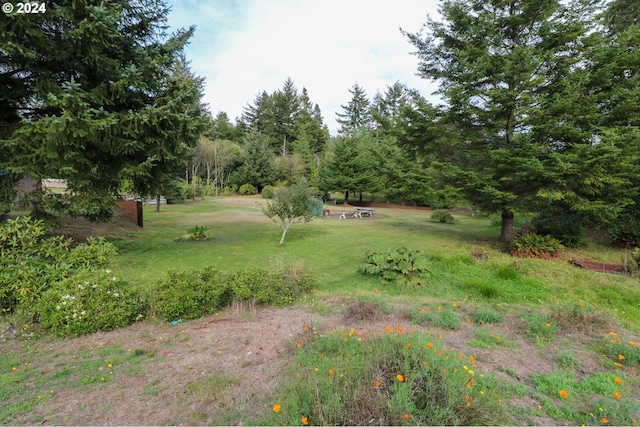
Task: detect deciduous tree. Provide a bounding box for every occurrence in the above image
[261,183,314,244]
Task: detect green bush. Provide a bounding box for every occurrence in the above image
[238,183,257,195]
[361,247,427,286]
[35,269,146,337]
[148,266,231,321]
[532,213,588,248]
[609,211,640,248]
[431,209,455,223]
[261,185,276,199]
[0,216,117,315]
[511,232,564,259]
[228,262,315,306]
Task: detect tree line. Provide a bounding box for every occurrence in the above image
[1,0,638,248]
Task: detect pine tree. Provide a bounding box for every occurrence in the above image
[404,0,594,244]
[336,83,372,137]
[1,0,204,220]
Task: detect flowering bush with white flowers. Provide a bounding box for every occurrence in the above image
[35,269,146,337]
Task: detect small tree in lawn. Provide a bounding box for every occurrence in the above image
[261,184,313,244]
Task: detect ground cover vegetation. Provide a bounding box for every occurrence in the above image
[1,0,640,424]
[0,198,639,425]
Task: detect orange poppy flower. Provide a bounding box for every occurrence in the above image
[273,404,281,413]
[301,417,309,425]
[614,392,621,399]
[559,390,569,399]
[396,374,405,382]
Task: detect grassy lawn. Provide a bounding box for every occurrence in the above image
[114,196,640,329]
[1,195,639,425]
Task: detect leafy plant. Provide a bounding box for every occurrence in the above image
[261,185,276,199]
[0,216,117,315]
[176,225,210,241]
[238,183,257,195]
[600,334,640,367]
[522,312,557,346]
[35,269,146,337]
[431,209,455,223]
[511,232,564,259]
[361,247,427,285]
[533,212,588,248]
[147,266,231,321]
[228,262,315,306]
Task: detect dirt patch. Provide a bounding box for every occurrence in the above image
[569,259,627,275]
[3,300,637,426]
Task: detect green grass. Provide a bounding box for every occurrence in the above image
[263,328,508,426]
[113,197,640,330]
[3,196,640,425]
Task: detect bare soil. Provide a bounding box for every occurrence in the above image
[3,299,637,426]
[569,259,628,275]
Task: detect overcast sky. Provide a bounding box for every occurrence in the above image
[165,1,442,135]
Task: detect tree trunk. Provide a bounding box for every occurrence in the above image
[155,194,160,212]
[500,207,514,247]
[344,191,349,203]
[280,221,293,245]
[359,192,362,202]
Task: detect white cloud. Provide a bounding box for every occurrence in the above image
[166,0,441,134]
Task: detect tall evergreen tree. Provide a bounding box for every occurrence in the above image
[336,83,373,137]
[231,132,276,193]
[404,0,594,244]
[319,134,381,203]
[1,0,202,220]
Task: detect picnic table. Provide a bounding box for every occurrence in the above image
[339,207,375,219]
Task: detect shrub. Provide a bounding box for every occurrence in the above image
[261,185,276,199]
[431,209,455,223]
[361,247,427,286]
[0,216,117,315]
[609,212,640,248]
[148,266,231,321]
[228,262,315,306]
[511,232,564,259]
[238,183,257,195]
[176,225,211,241]
[35,269,146,337]
[532,213,588,248]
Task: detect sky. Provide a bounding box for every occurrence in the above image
[165,0,442,135]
